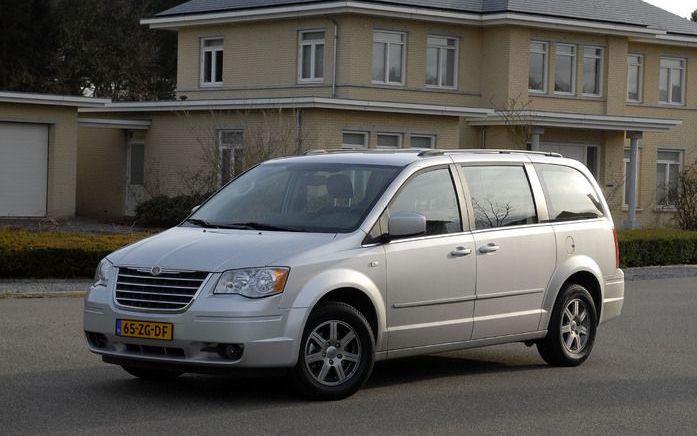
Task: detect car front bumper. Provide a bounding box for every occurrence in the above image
[83,279,306,370]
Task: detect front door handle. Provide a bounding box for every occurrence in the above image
[451,247,473,257]
[479,243,500,254]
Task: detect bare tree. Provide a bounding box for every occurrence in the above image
[472,198,513,228]
[177,108,307,197]
[669,160,697,230]
[492,93,534,150]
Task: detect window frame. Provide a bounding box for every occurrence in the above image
[342,131,369,149]
[200,37,224,87]
[582,45,604,97]
[554,43,577,95]
[425,35,459,89]
[655,149,683,208]
[529,41,549,94]
[218,129,244,186]
[298,29,326,83]
[457,163,542,231]
[626,54,644,103]
[372,30,407,86]
[376,132,403,149]
[410,134,437,149]
[658,57,686,105]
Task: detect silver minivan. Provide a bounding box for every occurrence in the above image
[84,149,624,400]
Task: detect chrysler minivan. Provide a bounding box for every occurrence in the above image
[84,149,624,400]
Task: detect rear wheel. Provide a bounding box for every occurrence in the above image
[537,284,597,366]
[122,366,183,381]
[289,301,375,400]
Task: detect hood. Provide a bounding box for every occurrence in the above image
[108,227,338,272]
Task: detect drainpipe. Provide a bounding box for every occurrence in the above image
[624,130,642,230]
[330,18,339,99]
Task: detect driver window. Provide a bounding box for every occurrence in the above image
[388,168,462,236]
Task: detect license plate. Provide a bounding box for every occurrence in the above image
[116,319,174,341]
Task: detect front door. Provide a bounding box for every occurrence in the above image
[459,164,556,340]
[385,167,476,350]
[125,140,145,216]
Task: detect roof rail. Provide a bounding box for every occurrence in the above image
[418,149,562,158]
[303,148,430,156]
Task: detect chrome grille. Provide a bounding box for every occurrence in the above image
[115,267,209,311]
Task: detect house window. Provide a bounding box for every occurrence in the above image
[426,36,458,88]
[529,41,548,93]
[623,149,640,207]
[410,134,436,148]
[555,44,576,94]
[372,31,406,85]
[377,133,402,149]
[583,46,603,96]
[219,130,244,185]
[299,30,325,82]
[201,38,224,86]
[342,131,369,149]
[627,54,643,102]
[659,57,685,105]
[539,143,599,179]
[656,149,682,207]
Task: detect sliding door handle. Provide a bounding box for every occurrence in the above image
[479,243,500,254]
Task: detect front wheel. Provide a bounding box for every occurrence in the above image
[537,284,597,366]
[289,301,375,400]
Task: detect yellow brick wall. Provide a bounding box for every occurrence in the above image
[0,103,78,217]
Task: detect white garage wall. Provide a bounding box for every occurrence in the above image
[0,122,49,217]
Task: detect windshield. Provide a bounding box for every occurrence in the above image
[185,162,401,233]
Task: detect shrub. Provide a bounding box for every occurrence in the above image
[135,194,210,228]
[0,229,148,278]
[618,229,697,267]
[672,161,697,231]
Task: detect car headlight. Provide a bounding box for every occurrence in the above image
[213,267,289,298]
[94,258,114,287]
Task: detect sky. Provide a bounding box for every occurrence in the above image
[643,0,695,18]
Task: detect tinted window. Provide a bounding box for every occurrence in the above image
[389,168,461,236]
[461,166,538,229]
[535,164,604,222]
[189,163,400,233]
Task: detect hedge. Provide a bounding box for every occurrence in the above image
[135,194,210,228]
[0,229,149,279]
[618,229,697,268]
[1,228,696,279]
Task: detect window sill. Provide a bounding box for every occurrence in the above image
[621,206,643,212]
[199,83,224,88]
[298,79,324,84]
[531,93,606,102]
[655,207,678,213]
[371,81,406,87]
[658,102,685,107]
[425,85,458,91]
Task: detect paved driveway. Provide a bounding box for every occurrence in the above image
[0,278,695,435]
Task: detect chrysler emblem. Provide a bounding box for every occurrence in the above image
[150,266,162,276]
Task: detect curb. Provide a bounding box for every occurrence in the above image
[623,265,697,282]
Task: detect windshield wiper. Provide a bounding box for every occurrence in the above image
[225,222,304,232]
[184,218,219,228]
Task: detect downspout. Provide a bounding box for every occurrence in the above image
[330,17,339,99]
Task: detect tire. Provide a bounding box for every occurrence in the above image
[289,301,375,400]
[537,283,598,367]
[122,365,183,381]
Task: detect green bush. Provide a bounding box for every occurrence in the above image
[135,194,210,228]
[0,229,148,278]
[618,229,697,267]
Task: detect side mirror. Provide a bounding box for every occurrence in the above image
[387,212,426,240]
[191,205,201,213]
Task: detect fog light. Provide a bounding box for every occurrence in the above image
[86,332,108,349]
[217,343,244,361]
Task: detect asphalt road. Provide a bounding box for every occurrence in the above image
[1,278,696,435]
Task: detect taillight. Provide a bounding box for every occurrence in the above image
[613,227,620,269]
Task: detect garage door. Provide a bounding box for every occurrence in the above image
[0,122,49,217]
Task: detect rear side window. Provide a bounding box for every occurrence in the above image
[534,164,604,222]
[461,166,538,229]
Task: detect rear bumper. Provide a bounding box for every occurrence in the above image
[600,270,624,324]
[83,282,306,369]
